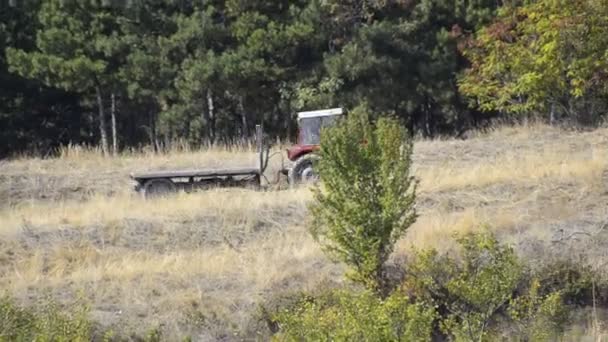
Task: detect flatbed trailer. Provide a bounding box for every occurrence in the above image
[131,125,271,197]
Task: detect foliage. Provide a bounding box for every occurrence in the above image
[0,0,87,156]
[1,0,607,152]
[315,0,500,135]
[273,231,572,341]
[0,295,192,341]
[0,0,504,156]
[406,231,522,341]
[0,296,91,342]
[405,231,568,341]
[272,289,436,342]
[459,0,608,124]
[6,0,125,155]
[534,259,608,307]
[309,106,417,293]
[508,280,568,341]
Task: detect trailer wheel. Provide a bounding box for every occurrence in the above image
[142,179,176,198]
[289,154,320,185]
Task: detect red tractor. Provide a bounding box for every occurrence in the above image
[286,108,343,184]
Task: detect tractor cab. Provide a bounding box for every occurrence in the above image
[287,108,343,161]
[298,110,342,145]
[286,108,343,184]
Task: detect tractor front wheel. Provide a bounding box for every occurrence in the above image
[288,154,320,185]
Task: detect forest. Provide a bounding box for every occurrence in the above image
[1,0,607,157]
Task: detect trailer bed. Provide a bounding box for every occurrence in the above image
[130,125,271,197]
[131,167,260,181]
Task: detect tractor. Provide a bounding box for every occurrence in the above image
[286,108,343,184]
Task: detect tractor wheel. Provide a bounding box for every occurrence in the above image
[142,178,176,198]
[289,154,320,185]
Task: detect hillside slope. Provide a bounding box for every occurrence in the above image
[1,124,607,339]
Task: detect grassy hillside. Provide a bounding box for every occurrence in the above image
[1,124,608,339]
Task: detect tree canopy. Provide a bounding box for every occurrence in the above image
[459,0,608,124]
[1,0,607,156]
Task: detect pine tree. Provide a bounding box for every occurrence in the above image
[6,0,124,155]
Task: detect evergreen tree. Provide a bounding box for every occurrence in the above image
[0,0,87,157]
[3,0,603,156]
[7,0,123,155]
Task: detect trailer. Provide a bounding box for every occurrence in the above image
[131,125,271,197]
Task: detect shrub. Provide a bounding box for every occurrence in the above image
[309,106,417,294]
[534,259,601,306]
[0,295,91,341]
[405,231,568,341]
[272,231,576,341]
[272,289,436,341]
[508,279,568,341]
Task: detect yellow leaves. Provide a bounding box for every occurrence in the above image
[540,40,557,54]
[459,0,608,115]
[571,78,586,97]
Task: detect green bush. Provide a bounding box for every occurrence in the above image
[405,231,568,341]
[535,259,601,306]
[0,296,91,342]
[310,105,417,294]
[268,231,581,341]
[508,280,568,341]
[272,289,436,341]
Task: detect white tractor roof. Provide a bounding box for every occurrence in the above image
[297,108,343,120]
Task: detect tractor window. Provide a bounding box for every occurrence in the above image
[299,117,322,145]
[298,115,342,145]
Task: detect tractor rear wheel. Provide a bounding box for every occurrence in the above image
[142,178,176,198]
[289,154,320,185]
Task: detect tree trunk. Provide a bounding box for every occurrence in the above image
[95,85,109,156]
[201,98,208,145]
[238,95,248,138]
[549,103,556,126]
[148,109,158,152]
[204,88,215,144]
[207,89,216,143]
[286,109,292,142]
[424,99,432,138]
[152,114,160,152]
[111,92,118,155]
[148,110,154,146]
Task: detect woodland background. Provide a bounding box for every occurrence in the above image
[1,0,607,156]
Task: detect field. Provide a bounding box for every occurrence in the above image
[1,124,608,340]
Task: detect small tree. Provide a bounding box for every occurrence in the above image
[309,106,417,294]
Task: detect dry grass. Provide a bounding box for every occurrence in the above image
[0,189,310,236]
[0,142,288,208]
[417,148,606,192]
[1,123,608,338]
[0,189,332,339]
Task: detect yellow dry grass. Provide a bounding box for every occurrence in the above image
[1,123,608,338]
[4,145,261,177]
[0,189,310,236]
[417,148,606,192]
[12,228,323,290]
